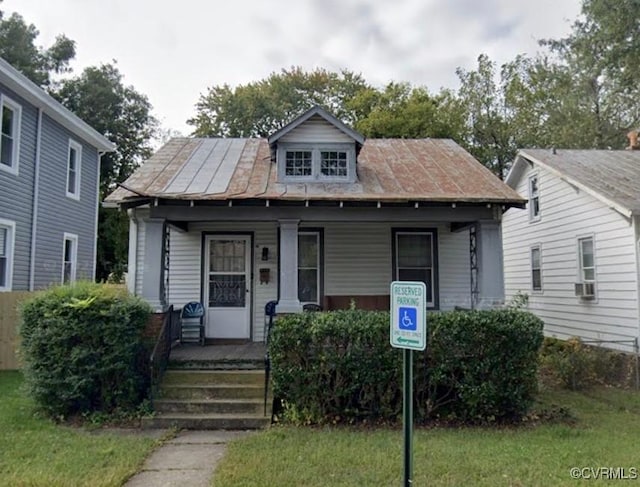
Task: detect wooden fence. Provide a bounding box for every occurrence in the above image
[0,292,33,370]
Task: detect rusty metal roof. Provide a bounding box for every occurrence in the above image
[517,149,640,216]
[105,137,525,206]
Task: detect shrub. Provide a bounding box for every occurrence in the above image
[20,282,152,418]
[270,308,543,425]
[539,337,638,390]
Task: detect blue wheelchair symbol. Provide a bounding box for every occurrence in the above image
[398,307,417,331]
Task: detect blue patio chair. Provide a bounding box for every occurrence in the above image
[181,301,205,346]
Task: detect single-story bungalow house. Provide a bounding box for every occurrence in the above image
[105,106,524,342]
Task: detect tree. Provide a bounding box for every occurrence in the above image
[0,1,75,87]
[54,64,157,280]
[189,67,371,137]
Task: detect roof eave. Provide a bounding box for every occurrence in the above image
[0,57,115,152]
[519,149,633,219]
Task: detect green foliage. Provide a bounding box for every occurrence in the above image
[270,308,543,424]
[19,282,152,418]
[539,337,638,390]
[0,2,75,88]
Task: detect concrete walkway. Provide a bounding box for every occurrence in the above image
[124,430,253,487]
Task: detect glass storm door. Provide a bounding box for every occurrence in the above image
[204,236,251,339]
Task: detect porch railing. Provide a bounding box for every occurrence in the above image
[149,305,175,406]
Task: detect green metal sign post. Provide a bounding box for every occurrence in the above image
[390,281,427,487]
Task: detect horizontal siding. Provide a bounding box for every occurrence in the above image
[503,162,639,351]
[33,115,99,289]
[149,219,474,341]
[0,83,38,290]
[322,222,470,310]
[168,222,278,342]
[279,116,353,143]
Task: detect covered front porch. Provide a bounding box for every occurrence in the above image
[129,202,506,343]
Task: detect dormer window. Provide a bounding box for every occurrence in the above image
[278,145,356,182]
[268,106,365,185]
[285,151,312,177]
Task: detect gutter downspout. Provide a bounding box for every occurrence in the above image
[28,108,43,291]
[127,208,138,294]
[92,150,105,280]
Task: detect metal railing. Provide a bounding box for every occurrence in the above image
[149,305,175,405]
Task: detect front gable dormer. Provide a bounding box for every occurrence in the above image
[268,106,364,183]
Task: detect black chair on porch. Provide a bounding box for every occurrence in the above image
[180,301,205,346]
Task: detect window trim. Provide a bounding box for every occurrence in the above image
[528,173,540,221]
[0,218,16,292]
[391,228,439,309]
[297,229,324,305]
[277,143,356,183]
[530,244,542,292]
[577,235,596,299]
[66,139,82,200]
[0,95,22,176]
[62,233,79,284]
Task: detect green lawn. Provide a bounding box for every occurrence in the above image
[215,387,640,486]
[0,371,160,487]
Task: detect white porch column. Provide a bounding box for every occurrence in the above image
[476,220,505,309]
[278,219,302,313]
[141,218,166,312]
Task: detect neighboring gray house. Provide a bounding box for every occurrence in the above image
[503,147,640,352]
[106,106,524,342]
[0,57,114,292]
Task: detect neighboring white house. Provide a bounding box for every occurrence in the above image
[503,148,640,352]
[106,106,524,343]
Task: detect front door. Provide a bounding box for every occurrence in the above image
[204,235,251,339]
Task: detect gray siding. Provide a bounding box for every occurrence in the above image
[33,114,99,289]
[0,83,37,290]
[279,115,354,143]
[503,162,639,352]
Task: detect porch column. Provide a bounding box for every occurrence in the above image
[278,219,302,313]
[476,220,505,309]
[141,218,166,312]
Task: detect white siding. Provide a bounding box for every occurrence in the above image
[134,218,474,341]
[279,115,353,143]
[321,222,470,310]
[503,163,639,351]
[134,210,148,296]
[168,222,278,342]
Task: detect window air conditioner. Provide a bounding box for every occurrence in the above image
[574,282,595,299]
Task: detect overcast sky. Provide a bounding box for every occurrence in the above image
[5,0,582,136]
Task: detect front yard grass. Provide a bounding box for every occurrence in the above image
[0,371,159,487]
[215,387,640,486]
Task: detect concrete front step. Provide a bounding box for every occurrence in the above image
[154,398,265,415]
[168,359,264,370]
[159,384,264,400]
[142,413,270,430]
[162,369,265,386]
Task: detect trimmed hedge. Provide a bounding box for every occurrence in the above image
[270,308,543,424]
[20,282,152,418]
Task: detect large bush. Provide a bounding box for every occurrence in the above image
[270,308,543,424]
[20,282,152,417]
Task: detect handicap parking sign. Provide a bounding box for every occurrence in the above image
[398,307,417,331]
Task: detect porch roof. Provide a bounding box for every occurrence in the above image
[105,137,525,208]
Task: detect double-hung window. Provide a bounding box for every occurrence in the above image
[531,246,542,291]
[578,237,595,283]
[528,174,540,221]
[0,219,15,291]
[393,230,437,308]
[66,140,82,199]
[62,233,78,284]
[298,231,321,304]
[0,96,21,174]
